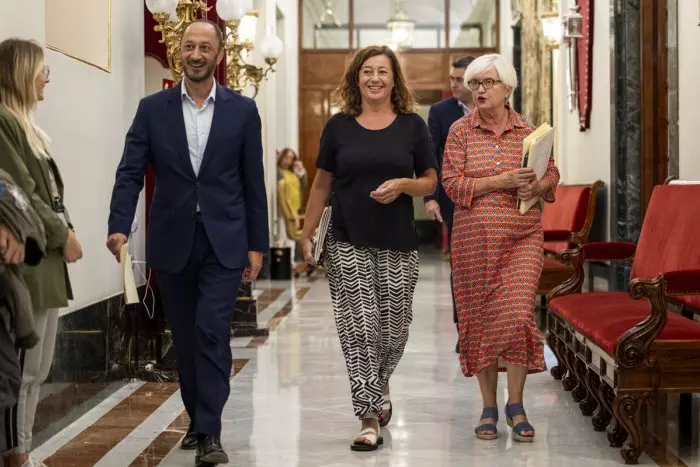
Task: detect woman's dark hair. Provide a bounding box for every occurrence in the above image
[333,45,416,116]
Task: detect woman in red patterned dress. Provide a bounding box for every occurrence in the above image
[441,54,560,443]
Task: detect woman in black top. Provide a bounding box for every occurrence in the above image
[301,45,437,451]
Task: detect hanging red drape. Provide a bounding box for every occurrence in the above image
[576,0,594,131]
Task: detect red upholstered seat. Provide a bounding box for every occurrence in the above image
[630,185,700,310]
[549,292,700,354]
[541,185,592,254]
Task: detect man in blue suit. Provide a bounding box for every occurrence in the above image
[106,20,268,465]
[423,56,474,353]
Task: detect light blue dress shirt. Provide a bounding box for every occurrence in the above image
[181,80,217,211]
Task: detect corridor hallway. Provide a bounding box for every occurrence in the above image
[27,251,670,466]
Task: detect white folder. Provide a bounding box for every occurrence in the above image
[120,243,139,305]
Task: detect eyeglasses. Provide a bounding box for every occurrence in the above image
[43,65,50,79]
[467,78,502,90]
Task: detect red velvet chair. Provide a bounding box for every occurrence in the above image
[545,183,700,465]
[542,181,604,254]
[537,181,604,298]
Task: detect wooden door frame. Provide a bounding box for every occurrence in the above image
[297,0,502,200]
[639,0,669,217]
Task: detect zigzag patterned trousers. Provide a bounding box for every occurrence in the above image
[326,229,419,419]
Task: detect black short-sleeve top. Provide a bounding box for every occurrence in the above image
[315,112,437,252]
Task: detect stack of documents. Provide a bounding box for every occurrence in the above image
[518,122,555,214]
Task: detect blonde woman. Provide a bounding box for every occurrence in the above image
[0,38,82,467]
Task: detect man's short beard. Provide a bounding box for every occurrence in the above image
[184,61,216,82]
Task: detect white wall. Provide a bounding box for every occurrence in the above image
[145,56,173,96]
[678,0,700,180]
[0,0,146,313]
[554,0,611,238]
[498,0,514,64]
[254,0,298,245]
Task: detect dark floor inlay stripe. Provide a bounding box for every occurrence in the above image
[256,288,284,314]
[43,382,179,466]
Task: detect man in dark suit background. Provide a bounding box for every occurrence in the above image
[106,20,268,465]
[423,56,475,352]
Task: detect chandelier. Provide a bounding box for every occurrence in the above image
[145,0,283,98]
[386,0,415,50]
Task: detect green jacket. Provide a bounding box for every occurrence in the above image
[0,106,72,309]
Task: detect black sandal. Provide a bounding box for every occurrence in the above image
[378,399,392,427]
[350,427,384,451]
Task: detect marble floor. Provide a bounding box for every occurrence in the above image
[28,251,697,466]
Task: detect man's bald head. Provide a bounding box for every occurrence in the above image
[180,20,224,83]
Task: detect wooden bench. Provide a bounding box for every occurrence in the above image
[537,181,604,299]
[545,183,700,464]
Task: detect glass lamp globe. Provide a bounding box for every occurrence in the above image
[239,13,258,43]
[260,35,283,60]
[145,0,179,15]
[540,13,562,45]
[216,0,253,21]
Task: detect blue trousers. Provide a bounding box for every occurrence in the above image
[158,221,243,438]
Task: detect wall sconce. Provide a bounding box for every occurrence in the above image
[145,0,283,99]
[562,3,582,111]
[217,0,282,97]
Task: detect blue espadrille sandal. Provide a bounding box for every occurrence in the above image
[474,407,499,440]
[505,403,535,442]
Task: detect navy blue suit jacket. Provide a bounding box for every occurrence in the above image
[108,83,269,273]
[424,97,466,226]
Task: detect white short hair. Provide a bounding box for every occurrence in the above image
[464,54,518,93]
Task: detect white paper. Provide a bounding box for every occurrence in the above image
[519,126,555,214]
[120,243,139,305]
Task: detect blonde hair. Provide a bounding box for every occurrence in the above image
[0,38,50,157]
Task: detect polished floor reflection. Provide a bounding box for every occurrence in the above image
[31,252,693,466]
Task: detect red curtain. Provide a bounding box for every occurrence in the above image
[576,0,594,131]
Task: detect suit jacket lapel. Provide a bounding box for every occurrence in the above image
[198,85,230,175]
[168,83,196,179]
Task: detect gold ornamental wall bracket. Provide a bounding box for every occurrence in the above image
[145,0,283,98]
[222,11,283,98]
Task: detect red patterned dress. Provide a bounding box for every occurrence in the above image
[441,108,560,377]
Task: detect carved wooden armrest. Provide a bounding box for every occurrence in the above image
[614,270,700,369]
[546,242,637,300]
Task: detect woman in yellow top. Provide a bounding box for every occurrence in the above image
[277,148,303,269]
